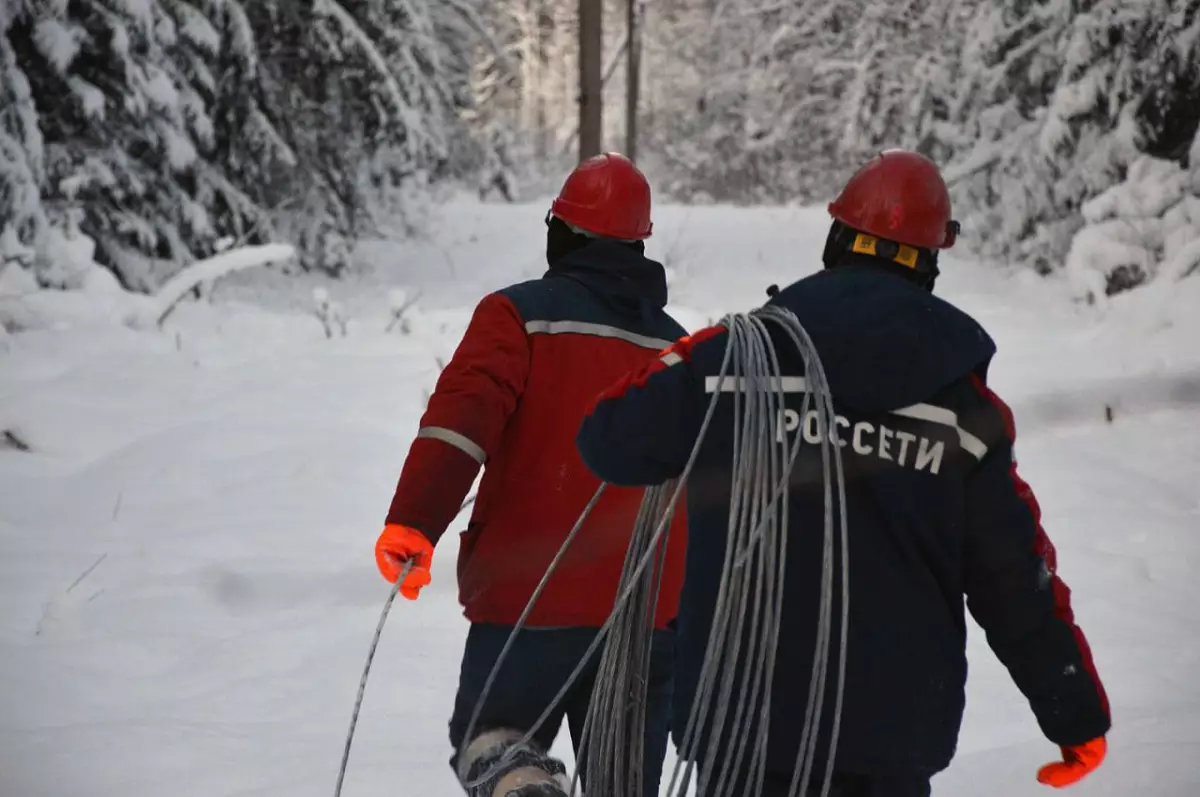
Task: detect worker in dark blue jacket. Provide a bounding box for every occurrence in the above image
[575,150,1111,797]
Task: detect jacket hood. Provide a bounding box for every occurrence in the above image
[768,259,996,412]
[547,239,670,315]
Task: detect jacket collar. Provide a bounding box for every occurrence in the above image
[547,239,669,309]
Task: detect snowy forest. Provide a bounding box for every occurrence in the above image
[3,0,1199,297]
[5,5,1200,795]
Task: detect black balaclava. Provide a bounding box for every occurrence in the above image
[546,215,645,268]
[821,220,940,292]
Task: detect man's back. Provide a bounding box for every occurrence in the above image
[388,238,689,629]
[578,258,1109,782]
[673,261,998,775]
[460,241,690,628]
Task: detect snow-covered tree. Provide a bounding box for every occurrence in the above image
[250,0,490,272]
[7,1,240,288]
[1059,3,1200,299]
[638,0,866,203]
[0,7,46,258]
[839,0,981,162]
[462,0,575,193]
[944,0,1200,287]
[4,0,494,286]
[7,0,1196,296]
[202,0,293,251]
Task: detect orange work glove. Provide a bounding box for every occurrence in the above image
[1037,737,1106,788]
[374,524,434,600]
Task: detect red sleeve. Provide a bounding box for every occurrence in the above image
[964,374,1111,742]
[578,325,724,487]
[384,293,530,543]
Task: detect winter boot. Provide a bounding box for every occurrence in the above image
[503,783,571,797]
[459,729,571,797]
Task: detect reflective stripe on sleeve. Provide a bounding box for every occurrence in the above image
[416,426,487,464]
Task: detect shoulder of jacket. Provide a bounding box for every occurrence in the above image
[658,311,690,341]
[941,363,1012,455]
[927,292,996,349]
[466,291,529,339]
[880,288,1000,388]
[497,276,569,322]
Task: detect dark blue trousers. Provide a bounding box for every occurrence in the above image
[697,770,932,797]
[448,623,674,797]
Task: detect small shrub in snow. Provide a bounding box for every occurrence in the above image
[385,288,422,334]
[36,212,98,290]
[79,264,124,296]
[2,428,32,452]
[312,287,348,339]
[0,261,39,297]
[1,227,36,271]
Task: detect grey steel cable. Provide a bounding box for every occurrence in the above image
[576,483,676,797]
[652,307,848,797]
[664,313,795,797]
[334,560,412,797]
[460,306,850,797]
[764,307,851,797]
[709,312,796,797]
[687,313,806,797]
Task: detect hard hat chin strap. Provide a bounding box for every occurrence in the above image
[850,233,921,269]
[850,233,940,291]
[822,222,939,292]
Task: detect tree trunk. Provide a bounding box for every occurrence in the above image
[534,0,550,159]
[625,0,640,161]
[579,0,603,160]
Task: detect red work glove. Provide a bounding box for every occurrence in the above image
[1037,737,1106,788]
[374,524,434,600]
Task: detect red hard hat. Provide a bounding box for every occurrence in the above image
[828,150,959,249]
[550,152,652,240]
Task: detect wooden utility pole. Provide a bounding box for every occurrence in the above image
[534,0,549,159]
[625,0,641,161]
[579,0,603,160]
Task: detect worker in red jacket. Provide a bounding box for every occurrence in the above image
[374,153,689,797]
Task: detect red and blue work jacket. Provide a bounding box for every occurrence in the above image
[385,240,689,629]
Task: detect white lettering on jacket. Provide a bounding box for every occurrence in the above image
[778,409,946,475]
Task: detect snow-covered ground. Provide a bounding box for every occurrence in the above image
[2,198,1198,797]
